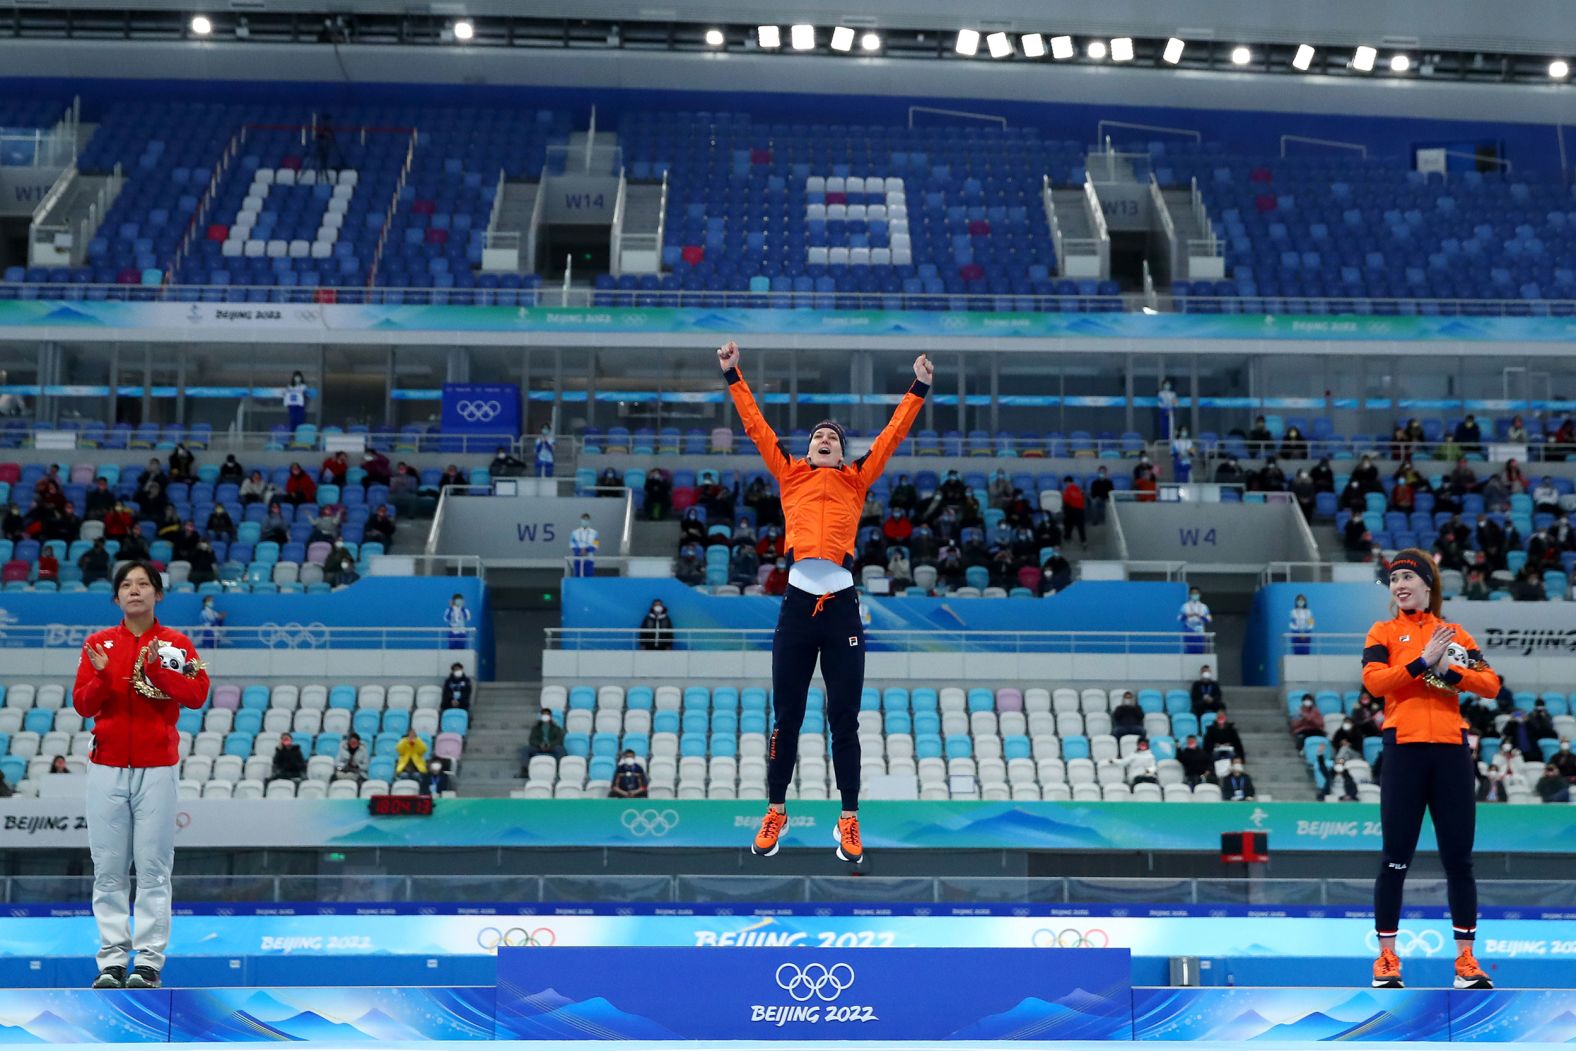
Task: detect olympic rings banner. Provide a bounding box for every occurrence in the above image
[3,300,1576,345]
[495,946,1134,1040]
[5,797,1576,854]
[442,383,520,437]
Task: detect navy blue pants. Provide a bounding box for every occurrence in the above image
[769,585,863,811]
[1374,733,1478,941]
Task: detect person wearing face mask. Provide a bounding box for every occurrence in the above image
[1221,761,1255,801]
[1362,547,1499,991]
[1179,590,1212,654]
[1316,744,1360,801]
[569,514,599,578]
[763,558,789,596]
[1331,716,1363,762]
[1189,663,1222,717]
[522,708,566,771]
[639,599,674,651]
[1551,738,1576,784]
[718,340,932,865]
[1290,696,1325,745]
[1288,594,1316,655]
[283,370,309,432]
[1535,762,1572,803]
[1203,709,1245,774]
[1171,427,1195,484]
[533,423,555,478]
[608,750,649,799]
[442,662,472,711]
[443,593,472,650]
[1156,378,1178,441]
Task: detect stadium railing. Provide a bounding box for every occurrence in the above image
[545,627,1213,655]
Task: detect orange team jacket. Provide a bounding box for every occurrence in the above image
[1361,609,1500,745]
[725,364,929,570]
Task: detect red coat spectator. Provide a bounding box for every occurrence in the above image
[36,549,59,583]
[763,561,789,596]
[1134,474,1158,502]
[320,451,349,486]
[284,464,317,505]
[882,510,913,544]
[104,504,136,540]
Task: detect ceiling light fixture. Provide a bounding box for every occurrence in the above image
[1021,33,1046,58]
[190,14,212,35]
[830,26,854,51]
[1086,40,1107,60]
[1049,35,1074,60]
[1111,37,1134,61]
[1162,38,1184,64]
[1292,44,1315,70]
[986,32,1013,58]
[955,29,980,56]
[1352,45,1376,71]
[452,19,474,42]
[1551,59,1571,79]
[860,32,881,51]
[757,25,781,48]
[790,24,814,50]
[1231,46,1251,65]
[704,28,724,47]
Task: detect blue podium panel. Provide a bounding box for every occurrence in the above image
[495,946,1133,1040]
[0,989,171,1042]
[1131,987,1452,1041]
[166,987,495,1042]
[1449,989,1576,1041]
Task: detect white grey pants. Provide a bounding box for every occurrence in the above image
[85,764,178,971]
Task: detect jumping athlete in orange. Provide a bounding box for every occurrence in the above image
[718,341,932,864]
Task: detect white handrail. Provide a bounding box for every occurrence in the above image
[1096,120,1201,146]
[1148,173,1178,281]
[1082,172,1111,279]
[484,166,506,236]
[584,105,597,173]
[1279,135,1368,159]
[1186,176,1221,258]
[653,168,669,273]
[1041,174,1065,271]
[561,253,573,306]
[907,106,1007,130]
[608,166,627,277]
[523,174,547,275]
[366,128,419,291]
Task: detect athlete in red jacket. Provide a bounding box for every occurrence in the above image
[73,560,209,990]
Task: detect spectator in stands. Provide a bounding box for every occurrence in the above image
[883,507,913,547]
[1476,746,1508,803]
[697,472,734,521]
[1087,465,1114,525]
[324,541,358,587]
[1463,567,1492,601]
[1448,460,1478,506]
[987,469,1012,509]
[362,448,390,488]
[1061,476,1087,548]
[1509,566,1547,602]
[395,727,428,779]
[1156,379,1178,440]
[1246,416,1274,458]
[443,593,471,649]
[1503,458,1528,495]
[34,463,63,498]
[908,524,937,566]
[1316,746,1359,802]
[283,371,308,431]
[307,505,342,547]
[364,505,395,548]
[1290,696,1324,745]
[1292,469,1317,519]
[1533,476,1561,515]
[763,558,789,595]
[78,537,111,586]
[1331,717,1363,762]
[320,451,349,486]
[218,455,244,485]
[597,466,623,495]
[488,445,526,479]
[1177,734,1212,787]
[1506,416,1529,443]
[168,443,195,483]
[119,531,150,564]
[49,755,69,774]
[1473,513,1507,571]
[570,514,599,577]
[1310,457,1335,493]
[1288,594,1316,654]
[1126,740,1159,787]
[196,594,223,648]
[1213,455,1243,486]
[639,599,674,650]
[732,517,757,550]
[1551,511,1575,553]
[203,503,235,544]
[1350,454,1382,495]
[239,470,273,507]
[1527,524,1563,572]
[1552,739,1576,784]
[335,732,367,783]
[1503,710,1544,762]
[1180,590,1212,654]
[85,477,115,521]
[860,490,885,528]
[283,463,316,505]
[1222,761,1256,801]
[886,547,913,591]
[137,478,168,525]
[933,505,961,543]
[442,662,472,710]
[1527,699,1557,744]
[1010,525,1038,565]
[1455,414,1484,457]
[523,708,565,770]
[135,457,167,494]
[1280,425,1308,461]
[678,507,706,548]
[1351,698,1382,739]
[1461,695,1497,738]
[1338,480,1367,520]
[270,732,307,784]
[675,543,705,586]
[533,424,555,477]
[51,501,81,545]
[260,501,289,545]
[0,502,21,543]
[36,545,59,584]
[754,527,782,563]
[155,507,181,545]
[644,468,673,521]
[171,520,200,562]
[1536,763,1572,803]
[1260,456,1288,492]
[1203,709,1245,769]
[1189,663,1222,717]
[1111,692,1145,739]
[389,463,419,515]
[609,750,649,798]
[19,497,52,540]
[888,473,918,516]
[937,541,965,590]
[1388,473,1415,514]
[1039,551,1073,595]
[419,757,452,796]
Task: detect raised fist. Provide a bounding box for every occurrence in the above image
[913,354,934,384]
[717,341,740,371]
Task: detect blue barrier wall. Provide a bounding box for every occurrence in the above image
[1246,581,1390,685]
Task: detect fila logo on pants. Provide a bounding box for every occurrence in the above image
[848,636,858,647]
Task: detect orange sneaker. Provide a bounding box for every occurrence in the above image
[1454,947,1492,989]
[752,808,787,857]
[1372,947,1403,989]
[834,814,864,864]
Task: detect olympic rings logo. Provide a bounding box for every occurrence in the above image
[1365,930,1445,956]
[775,962,855,1002]
[455,400,503,423]
[256,621,330,649]
[1032,928,1111,949]
[621,807,680,837]
[476,926,556,952]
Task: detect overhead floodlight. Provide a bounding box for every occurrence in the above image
[705,28,724,47]
[1162,38,1185,64]
[1086,40,1107,60]
[190,14,212,35]
[1049,35,1074,59]
[1292,44,1315,70]
[790,24,814,50]
[1111,37,1134,61]
[1552,59,1571,79]
[757,25,781,48]
[1352,45,1376,71]
[1231,46,1251,65]
[1390,53,1410,72]
[1021,33,1046,58]
[955,29,980,56]
[860,32,881,51]
[452,19,474,41]
[830,26,854,51]
[987,32,1013,58]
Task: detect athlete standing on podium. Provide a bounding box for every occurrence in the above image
[718,341,932,864]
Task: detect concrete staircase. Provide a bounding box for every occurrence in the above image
[454,681,541,797]
[486,181,540,274]
[1051,188,1096,241]
[1227,685,1317,801]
